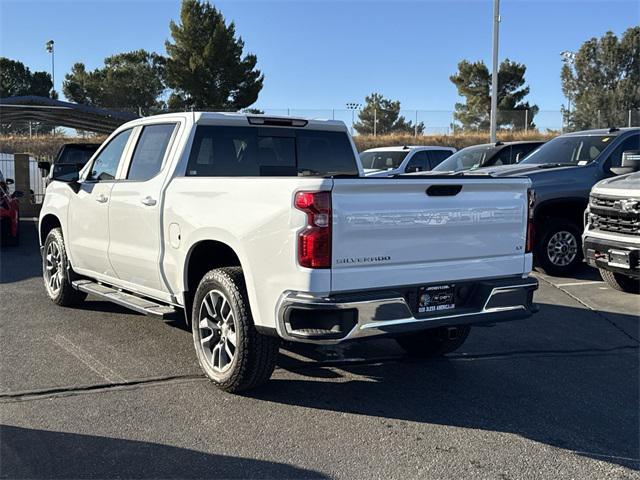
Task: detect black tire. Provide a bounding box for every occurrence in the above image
[5,219,19,247]
[191,267,280,393]
[599,269,640,294]
[42,228,87,306]
[534,220,582,276]
[396,325,471,357]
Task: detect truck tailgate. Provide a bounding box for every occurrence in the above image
[331,177,531,292]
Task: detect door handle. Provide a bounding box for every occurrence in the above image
[141,196,157,206]
[96,194,108,203]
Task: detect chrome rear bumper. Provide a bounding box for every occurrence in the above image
[276,276,538,344]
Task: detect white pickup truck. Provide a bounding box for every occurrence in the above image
[39,112,538,392]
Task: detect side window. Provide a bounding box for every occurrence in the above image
[428,150,453,169]
[127,124,177,181]
[405,151,429,172]
[490,146,512,166]
[510,145,533,164]
[89,129,132,181]
[606,134,640,169]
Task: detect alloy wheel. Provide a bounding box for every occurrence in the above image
[44,241,63,295]
[197,290,238,373]
[546,230,578,266]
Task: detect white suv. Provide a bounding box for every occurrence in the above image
[360,146,456,176]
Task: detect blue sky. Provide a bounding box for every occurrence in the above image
[1,0,638,114]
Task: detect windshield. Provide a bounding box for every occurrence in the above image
[521,135,611,165]
[359,150,409,170]
[57,145,100,165]
[432,145,499,172]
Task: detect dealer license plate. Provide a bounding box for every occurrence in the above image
[418,284,456,314]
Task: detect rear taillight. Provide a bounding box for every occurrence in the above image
[526,188,535,253]
[295,191,331,268]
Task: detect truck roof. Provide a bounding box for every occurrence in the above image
[122,111,349,132]
[362,145,455,152]
[561,127,640,137]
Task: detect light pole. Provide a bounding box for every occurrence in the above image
[45,40,55,96]
[346,102,361,136]
[489,0,500,143]
[560,50,576,126]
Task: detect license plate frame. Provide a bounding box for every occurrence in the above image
[417,284,456,314]
[609,249,631,269]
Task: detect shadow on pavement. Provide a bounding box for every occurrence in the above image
[262,305,640,471]
[0,425,328,479]
[0,221,41,284]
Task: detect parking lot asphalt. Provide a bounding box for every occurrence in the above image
[1,221,638,479]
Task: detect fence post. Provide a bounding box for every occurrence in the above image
[13,153,38,218]
[524,109,528,133]
[597,109,601,128]
[414,110,418,137]
[629,109,632,128]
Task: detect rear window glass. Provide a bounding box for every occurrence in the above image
[186,126,358,177]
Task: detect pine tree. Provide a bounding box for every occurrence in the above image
[62,50,166,114]
[354,93,424,135]
[164,0,263,111]
[450,59,538,131]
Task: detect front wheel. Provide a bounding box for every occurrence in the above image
[396,325,471,357]
[192,267,280,393]
[535,220,582,276]
[42,228,87,306]
[599,269,640,294]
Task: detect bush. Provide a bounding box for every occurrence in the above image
[0,130,556,159]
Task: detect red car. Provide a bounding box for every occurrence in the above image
[0,174,22,246]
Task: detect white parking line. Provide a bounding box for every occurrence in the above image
[53,335,125,384]
[554,281,605,287]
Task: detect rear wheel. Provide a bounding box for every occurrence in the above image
[192,267,280,393]
[42,228,87,306]
[535,220,582,276]
[599,269,640,294]
[396,325,471,357]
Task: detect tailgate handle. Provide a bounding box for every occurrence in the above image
[426,185,462,196]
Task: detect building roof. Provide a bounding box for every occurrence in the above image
[0,96,139,134]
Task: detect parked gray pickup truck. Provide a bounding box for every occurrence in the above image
[475,127,640,276]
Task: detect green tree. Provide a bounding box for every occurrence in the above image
[63,50,166,113]
[164,0,263,110]
[353,93,425,135]
[561,27,640,130]
[0,57,54,133]
[0,57,53,98]
[450,59,538,131]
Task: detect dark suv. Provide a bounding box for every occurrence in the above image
[475,128,640,276]
[432,141,545,173]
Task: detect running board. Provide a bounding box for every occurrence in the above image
[72,280,177,318]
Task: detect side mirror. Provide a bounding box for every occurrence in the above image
[611,150,640,176]
[11,191,24,199]
[38,161,52,175]
[406,166,420,173]
[5,178,14,185]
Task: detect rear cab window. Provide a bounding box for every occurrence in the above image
[186,126,358,177]
[127,123,177,181]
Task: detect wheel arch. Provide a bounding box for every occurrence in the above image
[533,197,587,230]
[39,214,62,246]
[182,239,251,325]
